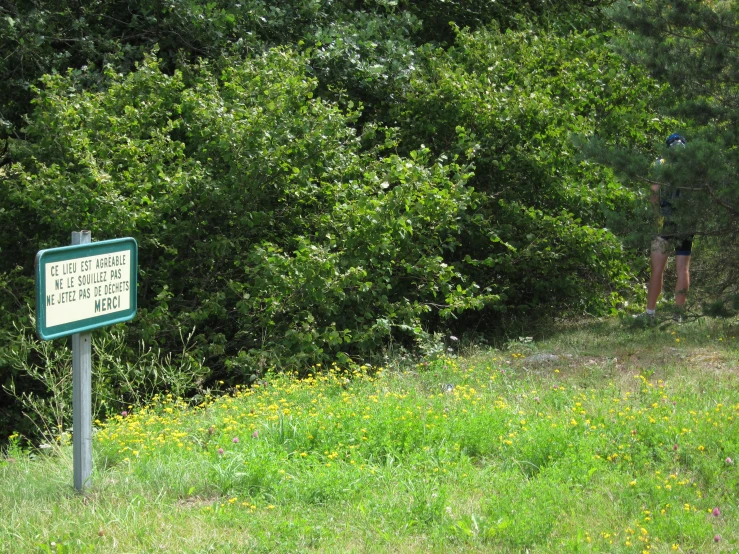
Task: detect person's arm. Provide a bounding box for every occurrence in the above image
[650,183,660,205]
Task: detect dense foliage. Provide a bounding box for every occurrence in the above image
[0,0,681,438]
[391,25,665,323]
[596,0,739,314]
[0,0,608,140]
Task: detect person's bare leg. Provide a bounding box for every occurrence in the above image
[674,254,691,307]
[647,238,669,311]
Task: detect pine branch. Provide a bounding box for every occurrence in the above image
[658,12,739,51]
[636,175,663,187]
[703,182,739,217]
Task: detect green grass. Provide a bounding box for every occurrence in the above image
[2,317,739,553]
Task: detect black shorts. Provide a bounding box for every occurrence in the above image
[659,234,693,256]
[659,220,693,256]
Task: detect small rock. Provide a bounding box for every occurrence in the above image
[526,353,559,364]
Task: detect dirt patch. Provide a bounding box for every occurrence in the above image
[176,495,221,509]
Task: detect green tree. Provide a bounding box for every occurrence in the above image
[0,0,318,141]
[0,50,490,378]
[0,0,608,145]
[602,0,739,313]
[391,24,667,323]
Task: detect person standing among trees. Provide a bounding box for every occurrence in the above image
[643,133,692,321]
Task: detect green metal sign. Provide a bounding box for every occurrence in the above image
[35,237,138,340]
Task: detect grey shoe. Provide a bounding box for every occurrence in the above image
[631,312,657,327]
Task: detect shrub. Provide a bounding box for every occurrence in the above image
[0,49,491,383]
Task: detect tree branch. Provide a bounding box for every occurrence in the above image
[703,181,739,217]
[636,175,663,187]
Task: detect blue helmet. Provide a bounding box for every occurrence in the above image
[666,133,686,147]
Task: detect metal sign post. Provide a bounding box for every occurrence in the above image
[35,233,138,492]
[71,231,92,491]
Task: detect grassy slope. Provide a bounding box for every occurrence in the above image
[2,317,739,554]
